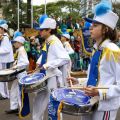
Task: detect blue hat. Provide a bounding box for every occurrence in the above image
[35,14,48,30]
[13,31,23,39]
[0,19,7,25]
[38,14,48,25]
[85,0,119,29]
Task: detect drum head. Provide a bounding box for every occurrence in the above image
[19,73,45,85]
[52,88,91,106]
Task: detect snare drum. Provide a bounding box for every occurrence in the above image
[48,88,97,120]
[0,68,25,82]
[19,73,47,93]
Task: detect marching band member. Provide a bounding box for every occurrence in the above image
[5,36,29,115]
[33,17,70,120]
[61,33,74,56]
[68,0,120,120]
[0,23,14,100]
[60,33,74,85]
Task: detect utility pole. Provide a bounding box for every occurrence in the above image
[27,0,31,27]
[17,0,20,30]
[45,0,47,14]
[31,0,33,28]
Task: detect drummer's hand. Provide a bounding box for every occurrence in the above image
[84,86,99,97]
[11,66,17,70]
[67,77,79,85]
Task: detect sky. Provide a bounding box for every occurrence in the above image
[23,0,119,6]
[23,0,58,6]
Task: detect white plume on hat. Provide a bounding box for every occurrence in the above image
[0,23,8,30]
[85,0,119,30]
[40,18,56,29]
[14,36,25,44]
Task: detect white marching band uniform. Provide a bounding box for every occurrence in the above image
[91,40,120,120]
[63,41,74,55]
[78,40,120,120]
[10,46,29,110]
[33,35,70,120]
[0,33,14,98]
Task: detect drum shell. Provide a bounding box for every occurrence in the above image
[23,81,47,93]
[0,74,16,82]
[61,102,96,116]
[0,69,25,82]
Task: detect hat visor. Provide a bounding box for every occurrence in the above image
[11,40,16,44]
[34,26,48,30]
[85,18,99,23]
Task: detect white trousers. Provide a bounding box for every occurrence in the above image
[10,80,19,110]
[0,63,9,98]
[32,76,58,120]
[91,110,118,120]
[9,71,27,110]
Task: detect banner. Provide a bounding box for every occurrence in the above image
[81,28,92,56]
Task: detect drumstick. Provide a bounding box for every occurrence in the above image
[69,86,109,90]
[67,70,76,94]
[67,70,73,87]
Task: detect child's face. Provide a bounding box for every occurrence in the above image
[61,36,66,43]
[13,42,22,49]
[39,29,51,39]
[0,27,4,34]
[90,23,103,41]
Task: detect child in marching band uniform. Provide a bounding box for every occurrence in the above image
[33,17,70,120]
[61,33,74,57]
[0,23,14,100]
[5,36,29,114]
[68,0,120,120]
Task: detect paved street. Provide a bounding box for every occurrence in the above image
[0,84,120,120]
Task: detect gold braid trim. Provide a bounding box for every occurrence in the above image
[102,89,107,100]
[102,48,120,63]
[57,101,64,120]
[14,51,18,60]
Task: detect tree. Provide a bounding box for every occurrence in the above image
[33,0,82,23]
[27,0,31,26]
[113,3,120,28]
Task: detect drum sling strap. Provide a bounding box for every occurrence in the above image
[87,48,103,86]
[86,48,103,111]
[39,43,50,75]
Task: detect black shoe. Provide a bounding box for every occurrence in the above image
[0,96,8,100]
[5,109,19,114]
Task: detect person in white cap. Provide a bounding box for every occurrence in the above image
[61,33,74,57]
[67,0,120,120]
[60,33,74,83]
[0,23,14,100]
[5,36,29,114]
[32,17,70,120]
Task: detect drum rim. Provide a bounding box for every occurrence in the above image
[0,69,16,76]
[19,72,45,85]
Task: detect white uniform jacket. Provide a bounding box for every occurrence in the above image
[91,39,120,111]
[13,46,29,79]
[63,41,74,55]
[0,33,14,63]
[37,35,71,87]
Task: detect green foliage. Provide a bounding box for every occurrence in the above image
[113,3,120,28]
[33,0,82,22]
